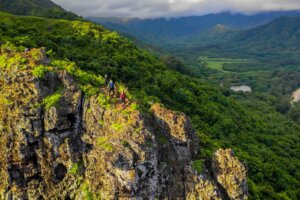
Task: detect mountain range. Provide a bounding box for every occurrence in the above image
[180,16,300,66]
[89,11,300,49]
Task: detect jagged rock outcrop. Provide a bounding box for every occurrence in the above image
[0,49,248,199]
[212,149,248,200]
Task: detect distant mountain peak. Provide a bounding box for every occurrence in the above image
[213,24,229,32]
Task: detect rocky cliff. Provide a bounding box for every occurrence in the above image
[0,48,248,199]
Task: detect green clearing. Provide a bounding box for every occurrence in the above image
[199,57,253,71]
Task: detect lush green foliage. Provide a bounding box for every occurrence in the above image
[42,90,62,110]
[0,48,27,69]
[32,65,49,78]
[0,0,80,20]
[69,163,79,175]
[191,160,204,174]
[157,135,168,145]
[96,137,114,152]
[1,12,300,199]
[110,123,123,131]
[82,182,94,200]
[97,94,112,109]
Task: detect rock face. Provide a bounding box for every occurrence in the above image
[0,49,248,199]
[212,149,248,200]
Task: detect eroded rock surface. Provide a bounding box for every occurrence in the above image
[212,149,248,200]
[0,49,248,199]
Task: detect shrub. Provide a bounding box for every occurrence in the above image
[32,65,49,79]
[31,48,44,60]
[130,103,139,111]
[51,60,104,87]
[98,120,104,126]
[157,135,168,145]
[0,53,27,69]
[75,69,104,86]
[97,94,111,109]
[42,91,62,110]
[191,160,204,174]
[82,182,93,200]
[69,163,79,175]
[122,140,130,148]
[1,42,24,52]
[0,95,13,106]
[96,137,114,152]
[80,85,98,97]
[110,123,123,131]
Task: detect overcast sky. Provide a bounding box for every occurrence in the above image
[52,0,300,18]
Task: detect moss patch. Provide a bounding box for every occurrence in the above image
[110,123,123,131]
[96,137,114,152]
[191,160,204,174]
[42,90,62,110]
[157,135,168,145]
[32,65,49,79]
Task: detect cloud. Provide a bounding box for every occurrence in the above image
[52,0,300,18]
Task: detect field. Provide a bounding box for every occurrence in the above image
[199,57,253,71]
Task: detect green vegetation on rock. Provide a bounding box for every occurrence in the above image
[191,160,204,174]
[97,94,112,109]
[32,65,49,78]
[69,163,79,175]
[42,90,62,110]
[96,137,114,152]
[110,123,123,132]
[157,135,168,145]
[82,182,94,200]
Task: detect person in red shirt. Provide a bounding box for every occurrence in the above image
[120,90,126,105]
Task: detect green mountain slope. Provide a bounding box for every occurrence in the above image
[1,12,300,199]
[189,16,300,64]
[0,0,79,20]
[227,16,300,60]
[232,16,300,47]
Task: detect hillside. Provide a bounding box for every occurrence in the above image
[231,16,300,46]
[226,16,300,60]
[0,11,300,199]
[0,0,79,20]
[184,16,300,65]
[0,47,248,199]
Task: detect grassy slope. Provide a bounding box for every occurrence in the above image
[0,12,300,199]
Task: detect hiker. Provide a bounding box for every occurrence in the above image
[120,90,126,105]
[104,74,108,86]
[108,80,115,95]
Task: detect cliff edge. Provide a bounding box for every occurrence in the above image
[0,48,248,199]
